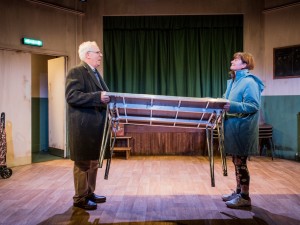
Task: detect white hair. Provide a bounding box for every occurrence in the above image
[78,41,99,61]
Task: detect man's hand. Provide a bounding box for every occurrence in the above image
[101,91,110,103]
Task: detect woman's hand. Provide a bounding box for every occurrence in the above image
[223,102,230,112]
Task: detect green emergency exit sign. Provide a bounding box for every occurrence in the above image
[21,37,43,47]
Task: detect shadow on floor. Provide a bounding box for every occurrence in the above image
[32,151,62,163]
[36,205,300,225]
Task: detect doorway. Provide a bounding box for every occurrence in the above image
[31,54,67,163]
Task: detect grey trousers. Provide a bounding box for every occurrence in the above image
[73,160,99,203]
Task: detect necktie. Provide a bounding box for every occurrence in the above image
[94,69,105,90]
[93,69,100,83]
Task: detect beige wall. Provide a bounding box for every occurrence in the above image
[0,0,103,73]
[262,2,300,96]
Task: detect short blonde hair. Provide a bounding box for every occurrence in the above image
[233,52,255,70]
[78,41,99,61]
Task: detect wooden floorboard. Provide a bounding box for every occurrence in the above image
[0,156,300,225]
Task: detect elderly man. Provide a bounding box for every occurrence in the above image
[65,41,110,210]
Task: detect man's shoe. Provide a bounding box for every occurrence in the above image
[225,194,251,208]
[73,199,97,210]
[87,193,106,203]
[221,191,238,201]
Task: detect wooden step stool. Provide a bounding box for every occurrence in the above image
[111,136,132,159]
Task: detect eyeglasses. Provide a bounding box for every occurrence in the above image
[88,50,102,55]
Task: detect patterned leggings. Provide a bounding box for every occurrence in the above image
[232,155,250,190]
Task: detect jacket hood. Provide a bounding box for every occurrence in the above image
[236,69,265,93]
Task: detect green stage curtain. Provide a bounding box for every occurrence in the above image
[103,15,243,98]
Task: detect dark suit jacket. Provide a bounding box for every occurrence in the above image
[65,61,109,161]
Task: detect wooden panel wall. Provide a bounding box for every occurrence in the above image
[122,124,207,156]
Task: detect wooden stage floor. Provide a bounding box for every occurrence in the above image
[0,156,300,225]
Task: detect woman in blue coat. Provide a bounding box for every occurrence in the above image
[221,52,264,208]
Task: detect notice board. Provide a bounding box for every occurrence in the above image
[274,45,300,79]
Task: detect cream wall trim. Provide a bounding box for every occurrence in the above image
[0,46,68,58]
[25,0,85,16]
[263,1,300,13]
